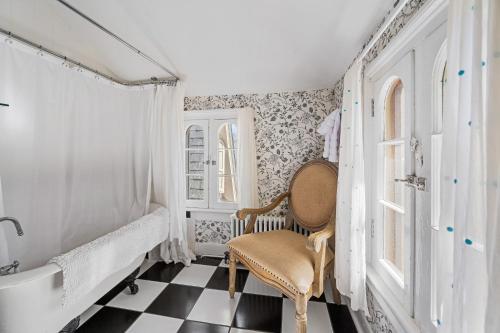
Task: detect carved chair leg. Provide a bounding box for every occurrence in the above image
[228,251,236,298]
[295,294,308,333]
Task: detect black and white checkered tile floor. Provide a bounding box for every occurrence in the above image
[76,257,357,333]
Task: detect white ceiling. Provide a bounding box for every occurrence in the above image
[0,0,394,96]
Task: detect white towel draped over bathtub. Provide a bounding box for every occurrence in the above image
[48,207,169,306]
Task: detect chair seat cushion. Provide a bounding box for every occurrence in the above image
[227,230,334,295]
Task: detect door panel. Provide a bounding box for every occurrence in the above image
[185,120,209,208]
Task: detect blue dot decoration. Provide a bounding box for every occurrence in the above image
[348,89,351,93]
[465,238,473,245]
[481,60,486,67]
[447,226,454,232]
[355,101,359,105]
[458,69,465,76]
[437,319,441,326]
[468,120,472,126]
[453,178,458,184]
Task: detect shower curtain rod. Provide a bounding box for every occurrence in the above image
[0,27,176,87]
[56,0,179,81]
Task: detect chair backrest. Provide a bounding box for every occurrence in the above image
[288,160,338,232]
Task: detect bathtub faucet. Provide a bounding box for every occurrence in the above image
[0,217,24,236]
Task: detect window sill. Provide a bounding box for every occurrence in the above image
[186,208,236,214]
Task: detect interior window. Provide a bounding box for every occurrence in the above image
[184,116,239,210]
[382,78,405,277]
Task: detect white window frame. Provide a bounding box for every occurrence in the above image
[369,51,416,316]
[184,109,242,211]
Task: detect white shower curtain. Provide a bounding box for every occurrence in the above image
[238,108,259,209]
[334,61,368,315]
[437,0,499,332]
[148,82,195,265]
[0,40,153,270]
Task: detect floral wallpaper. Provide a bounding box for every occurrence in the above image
[194,219,231,244]
[185,88,336,215]
[366,287,396,333]
[332,78,344,110]
[363,0,428,66]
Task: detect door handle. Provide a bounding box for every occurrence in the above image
[394,175,426,191]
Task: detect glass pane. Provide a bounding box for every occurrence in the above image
[187,175,204,200]
[384,80,405,140]
[384,144,404,206]
[218,176,238,203]
[186,150,205,175]
[384,207,404,275]
[217,122,239,204]
[186,125,204,149]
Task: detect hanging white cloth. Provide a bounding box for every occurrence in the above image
[0,40,153,270]
[437,0,499,332]
[148,82,195,265]
[317,109,341,163]
[334,61,368,315]
[484,1,500,331]
[237,108,259,209]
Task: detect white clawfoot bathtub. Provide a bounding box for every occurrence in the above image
[0,253,146,333]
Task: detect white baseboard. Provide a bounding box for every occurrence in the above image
[195,242,227,257]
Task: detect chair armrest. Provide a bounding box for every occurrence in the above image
[307,216,336,298]
[236,192,290,220]
[307,220,335,253]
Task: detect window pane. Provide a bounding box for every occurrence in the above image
[217,122,239,204]
[384,80,405,140]
[187,175,204,200]
[186,125,204,149]
[186,150,205,175]
[384,144,404,206]
[384,206,404,275]
[218,175,238,203]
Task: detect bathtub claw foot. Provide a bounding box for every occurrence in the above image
[125,267,140,295]
[59,316,80,333]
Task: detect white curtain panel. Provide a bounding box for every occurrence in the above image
[0,41,153,270]
[485,1,499,331]
[334,61,368,315]
[237,108,259,209]
[148,82,195,265]
[438,0,499,332]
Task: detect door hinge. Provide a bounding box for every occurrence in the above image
[370,218,375,238]
[371,98,375,117]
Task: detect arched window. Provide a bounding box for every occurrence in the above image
[382,78,406,275]
[184,114,239,210]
